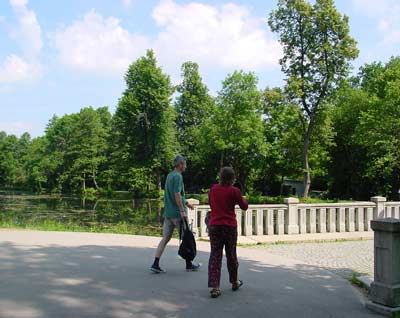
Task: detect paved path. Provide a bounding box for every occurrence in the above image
[258,240,374,279]
[0,230,380,318]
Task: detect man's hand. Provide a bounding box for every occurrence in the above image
[186,202,194,210]
[180,211,188,223]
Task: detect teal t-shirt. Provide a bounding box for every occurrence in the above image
[164,171,186,218]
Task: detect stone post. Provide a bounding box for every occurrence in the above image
[284,198,299,235]
[371,196,387,219]
[367,218,400,316]
[186,198,199,235]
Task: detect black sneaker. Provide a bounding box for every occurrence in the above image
[150,264,166,274]
[186,263,202,272]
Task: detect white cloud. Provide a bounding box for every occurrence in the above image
[352,0,400,45]
[52,1,281,75]
[153,0,281,71]
[0,120,34,136]
[52,10,149,73]
[0,54,41,83]
[0,0,43,83]
[9,0,43,57]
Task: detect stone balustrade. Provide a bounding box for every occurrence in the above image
[186,196,400,238]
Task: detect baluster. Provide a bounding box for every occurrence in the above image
[243,209,253,236]
[327,208,336,232]
[308,208,317,233]
[365,207,373,231]
[299,208,306,234]
[318,208,327,233]
[395,206,400,219]
[276,209,284,235]
[356,207,365,232]
[265,209,274,235]
[346,207,355,232]
[255,209,263,236]
[236,210,242,236]
[337,207,346,232]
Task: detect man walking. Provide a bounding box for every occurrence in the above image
[150,155,201,273]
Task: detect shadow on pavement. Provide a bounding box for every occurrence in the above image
[0,241,380,318]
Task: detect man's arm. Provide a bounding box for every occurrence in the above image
[175,192,188,220]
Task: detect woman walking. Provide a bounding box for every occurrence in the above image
[207,167,248,298]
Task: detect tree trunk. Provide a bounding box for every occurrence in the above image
[220,151,224,168]
[92,169,99,190]
[83,173,86,192]
[302,124,313,198]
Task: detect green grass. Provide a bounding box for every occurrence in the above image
[0,219,164,237]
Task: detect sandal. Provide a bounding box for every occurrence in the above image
[210,288,221,298]
[232,280,243,291]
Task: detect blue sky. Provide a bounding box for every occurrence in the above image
[1,0,399,137]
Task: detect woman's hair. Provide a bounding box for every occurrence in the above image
[219,167,235,186]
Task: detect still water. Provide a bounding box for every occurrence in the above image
[0,192,164,236]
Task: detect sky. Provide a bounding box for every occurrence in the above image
[0,0,399,137]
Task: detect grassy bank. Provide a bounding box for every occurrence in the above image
[0,219,163,237]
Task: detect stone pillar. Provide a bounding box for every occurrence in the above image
[367,218,400,316]
[199,209,208,237]
[186,198,199,234]
[284,198,299,235]
[371,196,387,219]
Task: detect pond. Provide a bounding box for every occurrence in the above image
[0,191,164,236]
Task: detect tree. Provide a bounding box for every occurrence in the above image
[24,136,50,192]
[199,71,266,191]
[269,0,358,197]
[174,61,215,190]
[70,107,111,192]
[261,87,303,194]
[353,57,400,198]
[113,50,176,192]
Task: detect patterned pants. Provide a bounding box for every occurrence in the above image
[208,225,238,288]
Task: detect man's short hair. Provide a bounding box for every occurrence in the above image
[173,155,186,167]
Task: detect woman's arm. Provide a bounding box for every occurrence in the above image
[235,188,248,210]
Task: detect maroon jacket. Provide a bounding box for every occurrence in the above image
[208,184,248,227]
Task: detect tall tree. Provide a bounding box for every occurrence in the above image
[70,107,111,191]
[269,0,358,197]
[353,57,400,198]
[199,71,266,191]
[174,61,215,190]
[175,61,214,159]
[113,50,176,192]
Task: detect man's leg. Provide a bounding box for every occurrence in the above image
[208,226,224,288]
[151,218,175,272]
[224,226,239,284]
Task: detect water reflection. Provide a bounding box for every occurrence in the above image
[0,192,164,236]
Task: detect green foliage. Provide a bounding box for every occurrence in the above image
[112,49,177,191]
[174,61,216,190]
[198,71,267,191]
[269,0,359,197]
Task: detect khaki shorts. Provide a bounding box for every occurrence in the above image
[163,218,181,239]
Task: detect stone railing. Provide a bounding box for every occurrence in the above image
[186,196,398,238]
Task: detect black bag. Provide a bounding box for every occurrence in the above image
[178,220,197,262]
